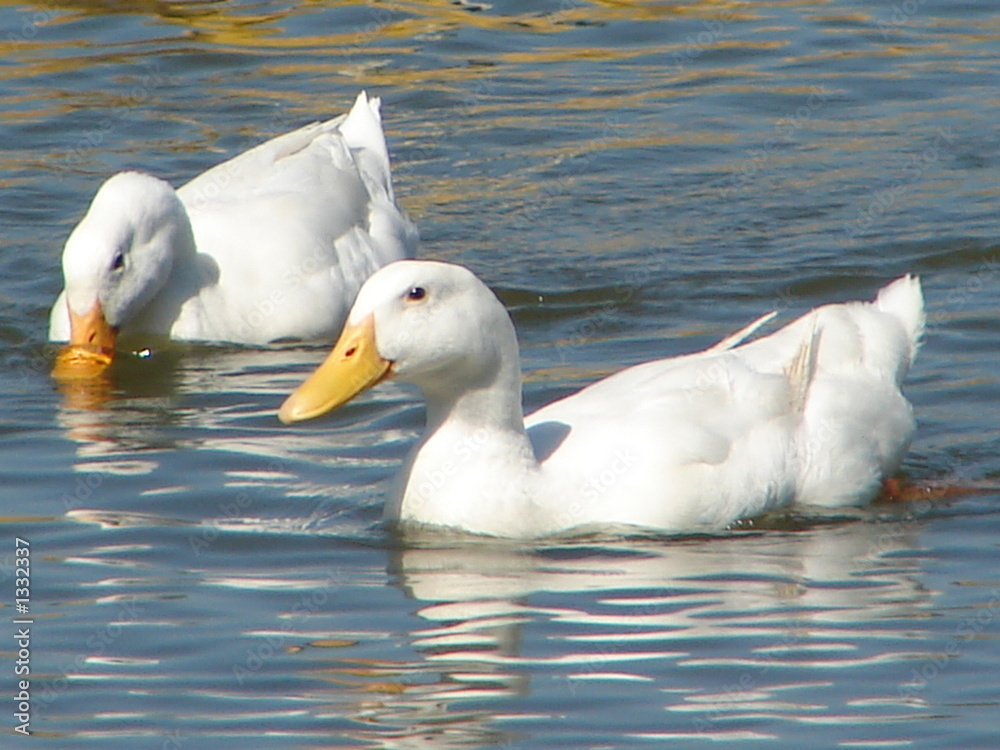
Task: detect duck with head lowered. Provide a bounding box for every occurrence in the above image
[279,260,925,538]
[50,92,417,377]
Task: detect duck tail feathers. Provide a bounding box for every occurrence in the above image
[876,274,925,355]
[339,91,391,169]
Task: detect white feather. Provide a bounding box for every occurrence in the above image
[336,262,924,537]
[49,92,417,345]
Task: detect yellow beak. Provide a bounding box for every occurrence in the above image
[52,300,118,379]
[279,314,391,424]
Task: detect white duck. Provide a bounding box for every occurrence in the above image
[279,261,924,538]
[49,91,417,372]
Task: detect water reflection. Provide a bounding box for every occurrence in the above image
[5,0,1000,746]
[302,522,934,746]
[53,345,185,453]
[51,342,414,536]
[53,368,116,412]
[49,507,941,747]
[54,343,304,449]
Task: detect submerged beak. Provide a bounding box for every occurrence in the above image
[52,300,118,379]
[279,314,391,424]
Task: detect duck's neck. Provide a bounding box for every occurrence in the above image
[389,338,541,535]
[424,362,526,436]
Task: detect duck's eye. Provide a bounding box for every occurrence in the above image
[406,286,426,301]
[111,252,125,271]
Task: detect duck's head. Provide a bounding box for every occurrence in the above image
[54,172,191,376]
[279,260,516,424]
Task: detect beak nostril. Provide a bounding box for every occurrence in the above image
[344,346,357,357]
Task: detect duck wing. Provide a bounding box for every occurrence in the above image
[525,276,924,530]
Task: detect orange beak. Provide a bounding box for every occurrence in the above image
[278,315,391,424]
[52,300,118,379]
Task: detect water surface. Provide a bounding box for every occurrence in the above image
[1,1,999,747]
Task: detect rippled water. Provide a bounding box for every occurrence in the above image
[2,1,999,747]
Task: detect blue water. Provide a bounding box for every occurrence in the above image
[1,1,999,747]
